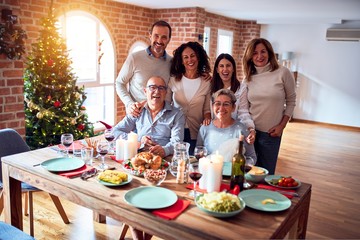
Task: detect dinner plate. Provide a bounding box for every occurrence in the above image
[124,186,177,209]
[41,157,85,172]
[97,174,133,187]
[195,194,246,218]
[265,175,301,189]
[239,189,291,212]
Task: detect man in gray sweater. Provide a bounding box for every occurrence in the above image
[115,20,172,117]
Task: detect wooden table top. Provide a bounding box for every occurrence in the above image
[2,147,312,239]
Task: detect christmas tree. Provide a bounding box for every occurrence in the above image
[24,8,94,149]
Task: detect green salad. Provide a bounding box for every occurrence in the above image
[197,192,241,213]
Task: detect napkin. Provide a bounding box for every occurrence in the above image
[255,184,295,199]
[110,155,124,164]
[58,165,94,178]
[186,183,230,193]
[152,199,191,220]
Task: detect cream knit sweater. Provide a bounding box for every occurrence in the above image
[244,64,296,132]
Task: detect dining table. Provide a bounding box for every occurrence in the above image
[1,146,311,239]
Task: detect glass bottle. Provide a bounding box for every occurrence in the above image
[230,135,245,192]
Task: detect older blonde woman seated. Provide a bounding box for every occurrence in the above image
[196,89,257,162]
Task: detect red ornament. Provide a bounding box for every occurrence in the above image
[77,123,85,131]
[54,100,61,108]
[47,95,52,101]
[47,59,54,67]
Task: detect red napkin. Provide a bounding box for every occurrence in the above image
[110,155,124,164]
[255,184,295,199]
[186,183,230,193]
[152,199,191,220]
[58,141,84,151]
[58,165,94,178]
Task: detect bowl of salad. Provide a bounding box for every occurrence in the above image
[195,192,246,218]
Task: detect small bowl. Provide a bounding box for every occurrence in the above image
[245,166,269,183]
[144,169,167,186]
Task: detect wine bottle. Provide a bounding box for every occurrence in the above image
[230,135,245,192]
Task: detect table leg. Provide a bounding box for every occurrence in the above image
[93,211,106,223]
[2,163,23,229]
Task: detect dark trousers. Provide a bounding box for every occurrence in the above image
[184,128,196,155]
[254,130,282,175]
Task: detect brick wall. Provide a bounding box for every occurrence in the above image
[0,0,260,137]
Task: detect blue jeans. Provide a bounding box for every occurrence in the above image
[254,130,282,175]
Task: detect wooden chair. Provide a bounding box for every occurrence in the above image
[0,128,70,237]
[0,221,35,240]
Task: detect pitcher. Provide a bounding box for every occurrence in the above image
[169,142,190,183]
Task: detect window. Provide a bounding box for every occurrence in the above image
[58,11,115,130]
[217,29,233,56]
[203,27,210,54]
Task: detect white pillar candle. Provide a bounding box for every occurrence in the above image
[198,156,209,190]
[206,152,224,192]
[128,131,138,143]
[124,140,137,160]
[116,138,125,160]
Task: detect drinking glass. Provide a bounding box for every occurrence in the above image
[81,147,94,166]
[96,140,110,170]
[244,156,255,189]
[104,129,115,154]
[194,146,208,161]
[61,133,74,157]
[188,163,202,198]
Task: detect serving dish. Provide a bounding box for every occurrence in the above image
[265,175,301,189]
[195,192,246,218]
[97,174,133,187]
[122,158,169,176]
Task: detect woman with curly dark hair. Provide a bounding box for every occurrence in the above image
[166,41,211,154]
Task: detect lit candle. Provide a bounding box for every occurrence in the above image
[199,156,209,190]
[206,152,224,192]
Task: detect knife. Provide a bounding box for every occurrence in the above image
[276,190,299,197]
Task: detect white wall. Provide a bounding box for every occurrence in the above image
[261,24,360,128]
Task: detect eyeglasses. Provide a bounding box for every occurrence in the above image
[147,85,167,92]
[213,101,233,108]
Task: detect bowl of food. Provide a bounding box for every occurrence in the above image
[122,152,169,176]
[245,166,269,183]
[144,169,167,186]
[195,192,246,218]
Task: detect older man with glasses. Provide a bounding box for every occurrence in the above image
[112,76,185,158]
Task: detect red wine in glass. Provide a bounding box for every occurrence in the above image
[189,172,203,181]
[63,142,72,148]
[105,136,115,142]
[244,165,252,173]
[194,153,204,160]
[99,150,108,156]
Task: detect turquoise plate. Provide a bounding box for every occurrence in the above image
[97,174,133,187]
[124,186,177,209]
[239,189,291,212]
[222,162,231,176]
[195,194,246,218]
[41,157,85,172]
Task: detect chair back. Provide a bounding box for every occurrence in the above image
[0,128,30,182]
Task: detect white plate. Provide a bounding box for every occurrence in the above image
[124,186,177,209]
[265,175,301,189]
[239,189,291,212]
[97,174,133,187]
[41,157,85,172]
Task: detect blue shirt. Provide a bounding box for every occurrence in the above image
[112,102,185,157]
[196,120,257,163]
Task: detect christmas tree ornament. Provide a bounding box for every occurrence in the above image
[47,59,54,66]
[54,100,61,108]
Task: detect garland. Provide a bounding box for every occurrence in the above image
[0,20,27,60]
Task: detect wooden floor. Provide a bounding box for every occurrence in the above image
[1,121,360,239]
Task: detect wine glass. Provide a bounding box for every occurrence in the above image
[61,133,73,157]
[104,129,115,154]
[194,146,208,161]
[188,163,202,198]
[244,156,255,189]
[96,140,110,170]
